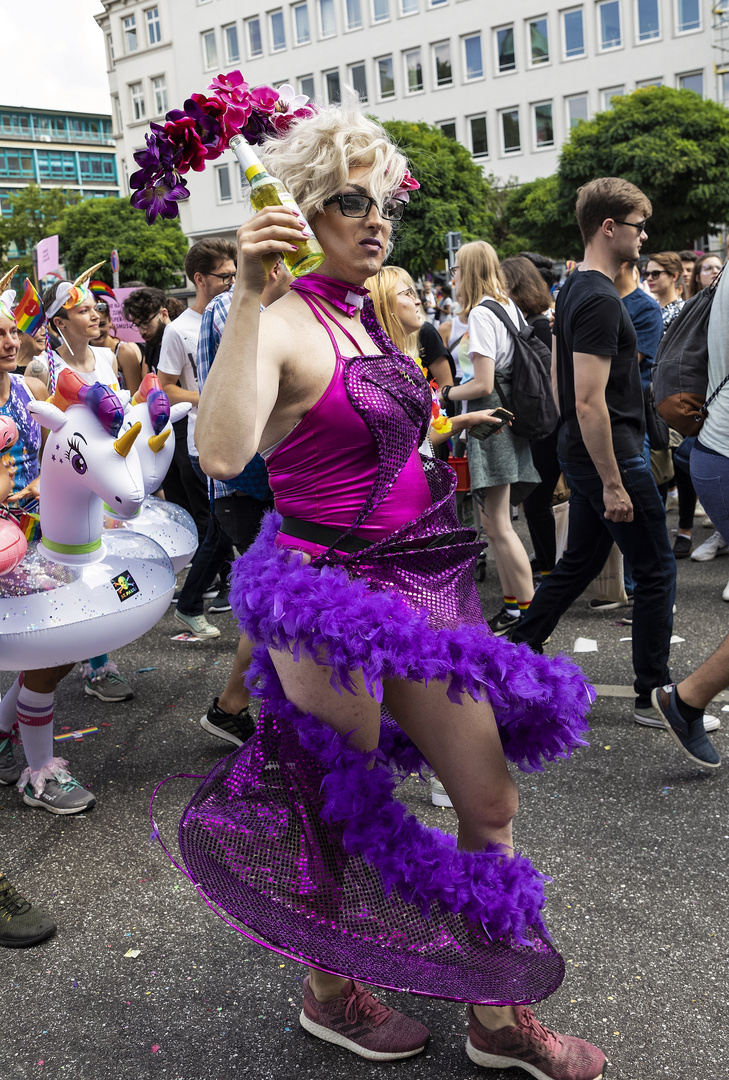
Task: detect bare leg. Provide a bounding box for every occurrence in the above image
[479,485,534,606]
[23,665,75,694]
[678,631,729,709]
[217,634,254,715]
[271,646,519,1024]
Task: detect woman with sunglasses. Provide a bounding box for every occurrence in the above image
[687,253,722,299]
[644,252,684,331]
[191,99,602,1080]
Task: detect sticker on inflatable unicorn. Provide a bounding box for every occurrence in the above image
[111,571,140,601]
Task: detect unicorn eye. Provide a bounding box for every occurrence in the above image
[65,437,88,475]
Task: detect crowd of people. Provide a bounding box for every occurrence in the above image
[3,95,729,1080]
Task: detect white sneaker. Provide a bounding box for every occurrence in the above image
[691,530,729,561]
[430,777,453,808]
[174,610,221,638]
[723,577,729,602]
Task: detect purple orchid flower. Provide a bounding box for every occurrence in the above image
[132,123,182,175]
[130,172,189,225]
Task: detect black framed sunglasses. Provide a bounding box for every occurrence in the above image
[323,193,406,221]
[613,219,648,233]
[644,270,667,280]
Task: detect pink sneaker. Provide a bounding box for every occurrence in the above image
[466,1004,606,1080]
[299,976,429,1061]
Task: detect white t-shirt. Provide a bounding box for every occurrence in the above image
[53,346,120,392]
[158,308,203,457]
[467,296,521,374]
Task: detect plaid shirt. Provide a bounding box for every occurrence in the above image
[196,290,272,502]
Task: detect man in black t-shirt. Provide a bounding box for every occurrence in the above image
[510,178,691,751]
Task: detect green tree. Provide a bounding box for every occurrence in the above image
[502,87,729,259]
[0,185,77,281]
[381,120,500,277]
[59,197,188,289]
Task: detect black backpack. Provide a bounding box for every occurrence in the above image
[478,300,559,441]
[652,266,729,436]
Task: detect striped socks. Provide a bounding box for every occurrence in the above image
[16,687,54,772]
[503,596,518,616]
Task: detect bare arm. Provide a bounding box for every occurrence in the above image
[116,342,143,396]
[195,205,305,480]
[427,355,451,389]
[441,352,494,402]
[158,370,199,407]
[573,351,633,522]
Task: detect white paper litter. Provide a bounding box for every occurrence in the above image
[124,949,141,958]
[573,638,598,653]
[670,635,685,644]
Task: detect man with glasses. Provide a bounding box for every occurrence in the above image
[509,178,692,759]
[158,238,237,639]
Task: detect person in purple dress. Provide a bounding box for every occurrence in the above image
[181,101,604,1079]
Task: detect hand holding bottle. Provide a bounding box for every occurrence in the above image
[234,206,307,293]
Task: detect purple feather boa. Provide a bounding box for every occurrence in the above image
[250,647,551,943]
[232,512,592,774]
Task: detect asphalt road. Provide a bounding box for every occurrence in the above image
[2,508,728,1080]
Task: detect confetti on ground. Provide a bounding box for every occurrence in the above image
[151,1045,161,1054]
[573,638,598,653]
[54,727,98,742]
[619,637,632,642]
[137,667,158,672]
[722,705,729,712]
[670,635,685,644]
[124,949,141,958]
[170,633,202,642]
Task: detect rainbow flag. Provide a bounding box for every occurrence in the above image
[89,280,116,303]
[13,278,44,335]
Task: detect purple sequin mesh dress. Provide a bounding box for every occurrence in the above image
[172,300,593,1005]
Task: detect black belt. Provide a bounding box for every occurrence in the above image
[279,516,461,555]
[279,517,373,553]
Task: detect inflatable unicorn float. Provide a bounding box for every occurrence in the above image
[0,368,175,669]
[103,372,197,573]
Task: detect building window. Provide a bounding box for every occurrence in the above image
[602,86,624,108]
[130,82,146,121]
[679,71,704,95]
[566,93,588,127]
[202,30,217,69]
[464,34,483,79]
[496,26,516,73]
[598,1,621,49]
[146,7,161,45]
[325,69,341,103]
[562,8,585,58]
[533,101,554,147]
[106,32,115,69]
[405,48,423,92]
[293,3,310,42]
[470,115,488,156]
[319,0,336,35]
[500,108,521,152]
[123,14,138,53]
[299,74,315,98]
[216,164,232,202]
[434,41,452,86]
[78,152,118,182]
[440,120,456,139]
[113,95,123,134]
[270,10,286,50]
[224,23,240,62]
[720,71,729,103]
[430,0,447,6]
[373,0,390,22]
[529,17,549,64]
[676,0,700,32]
[401,0,418,12]
[152,76,168,115]
[349,62,368,101]
[377,55,395,98]
[636,0,660,40]
[247,18,263,57]
[637,77,662,87]
[346,0,363,28]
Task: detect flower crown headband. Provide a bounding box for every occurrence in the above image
[130,70,419,225]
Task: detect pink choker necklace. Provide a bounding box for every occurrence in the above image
[290,273,369,318]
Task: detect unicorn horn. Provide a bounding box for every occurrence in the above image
[0,266,19,293]
[73,262,105,287]
[148,429,171,454]
[113,422,142,458]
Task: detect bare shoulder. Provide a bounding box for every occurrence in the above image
[23,375,49,401]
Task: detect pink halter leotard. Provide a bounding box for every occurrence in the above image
[266,295,431,557]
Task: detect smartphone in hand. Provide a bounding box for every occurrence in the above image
[469,407,514,441]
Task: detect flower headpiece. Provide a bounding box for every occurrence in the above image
[130,70,419,223]
[0,266,18,322]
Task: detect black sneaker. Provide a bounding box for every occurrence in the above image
[651,685,721,769]
[207,593,232,614]
[673,534,693,559]
[199,698,255,747]
[487,608,521,636]
[0,875,56,948]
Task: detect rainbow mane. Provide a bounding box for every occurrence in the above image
[51,368,124,438]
